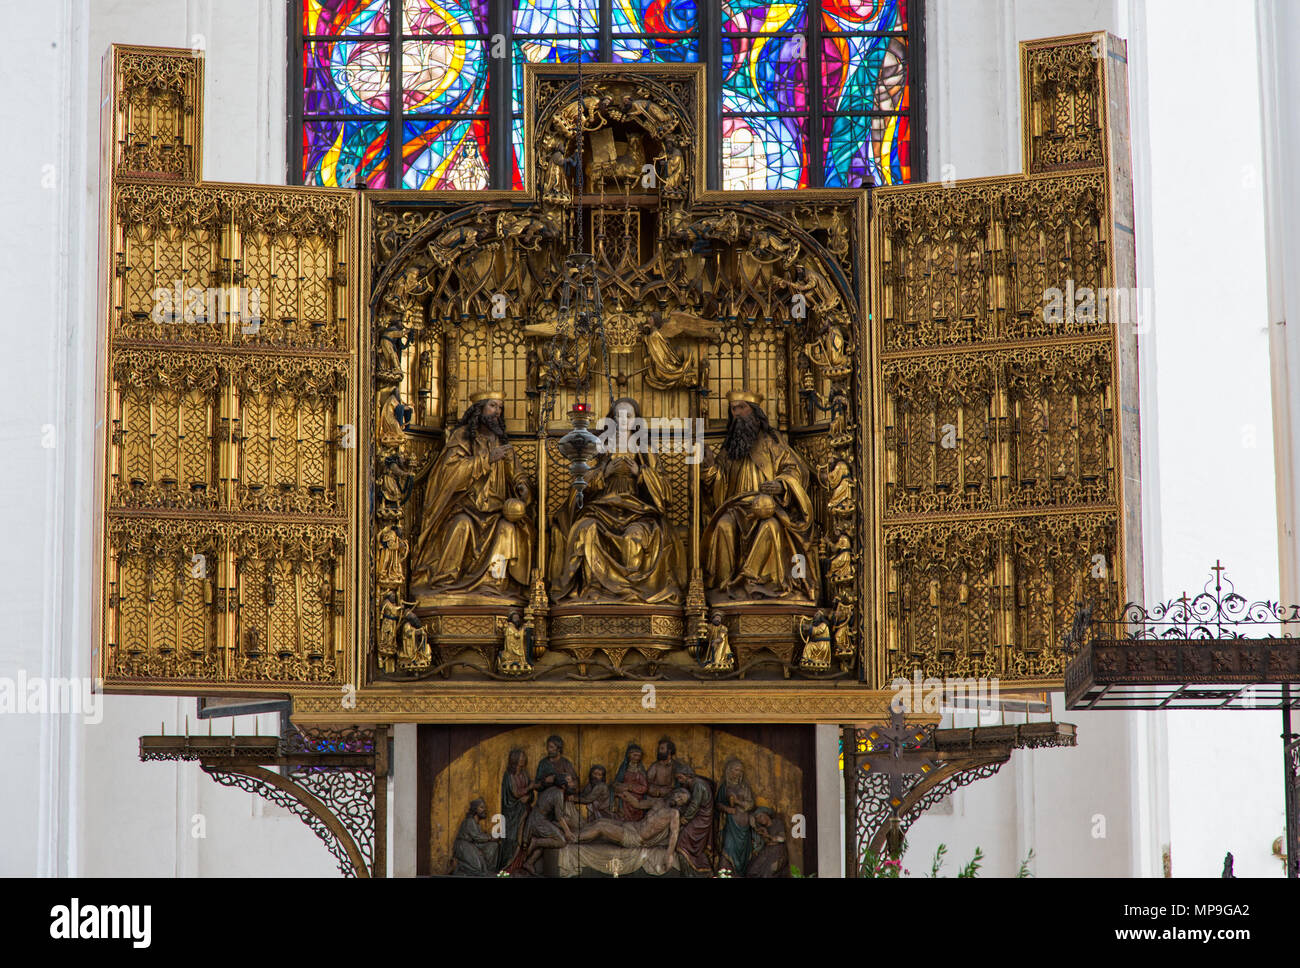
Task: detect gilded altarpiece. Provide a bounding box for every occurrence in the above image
[96,46,358,693]
[96,34,1141,721]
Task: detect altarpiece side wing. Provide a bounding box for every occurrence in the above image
[96,46,359,695]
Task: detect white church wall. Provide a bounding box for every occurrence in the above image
[63,0,337,878]
[1142,0,1281,878]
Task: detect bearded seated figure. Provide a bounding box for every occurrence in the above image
[549,398,685,606]
[408,391,533,608]
[701,390,818,605]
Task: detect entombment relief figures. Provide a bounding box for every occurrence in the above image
[716,757,755,873]
[701,390,819,604]
[473,736,788,876]
[451,799,499,876]
[409,390,534,606]
[746,807,790,877]
[612,742,650,820]
[549,398,685,605]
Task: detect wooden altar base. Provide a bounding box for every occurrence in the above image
[712,603,821,678]
[547,604,685,673]
[413,605,506,664]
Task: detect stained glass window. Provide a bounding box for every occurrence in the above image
[293,1,919,190]
[300,0,490,189]
[722,0,917,188]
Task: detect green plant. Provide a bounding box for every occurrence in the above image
[862,840,1030,877]
[928,843,948,878]
[1017,848,1036,878]
[860,840,910,877]
[956,846,984,878]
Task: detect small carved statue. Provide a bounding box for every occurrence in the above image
[519,784,575,876]
[798,610,834,670]
[716,757,756,873]
[377,319,409,384]
[397,612,432,672]
[377,454,413,514]
[804,322,853,377]
[377,591,404,673]
[376,524,408,586]
[612,742,650,821]
[673,211,740,248]
[657,140,686,193]
[615,93,677,139]
[497,609,532,675]
[576,765,614,821]
[574,789,686,860]
[549,398,685,605]
[780,262,842,314]
[746,807,790,877]
[540,134,572,201]
[826,532,855,586]
[641,314,715,390]
[498,748,536,871]
[377,388,412,451]
[701,611,734,671]
[832,599,855,658]
[745,224,800,268]
[428,223,484,268]
[821,458,856,516]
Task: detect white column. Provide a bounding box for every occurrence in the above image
[814,724,843,876]
[391,724,420,877]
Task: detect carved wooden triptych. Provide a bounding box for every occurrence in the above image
[95,33,1140,721]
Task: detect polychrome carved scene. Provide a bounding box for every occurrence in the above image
[421,725,813,877]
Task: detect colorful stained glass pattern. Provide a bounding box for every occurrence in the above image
[610,0,697,33]
[823,111,908,187]
[612,34,698,63]
[823,34,907,114]
[720,0,914,187]
[510,115,526,189]
[402,39,487,112]
[403,0,488,34]
[402,118,489,188]
[298,0,918,189]
[722,115,808,189]
[722,33,808,112]
[822,0,906,33]
[303,119,389,186]
[513,0,600,34]
[304,0,390,36]
[722,0,808,33]
[304,40,391,114]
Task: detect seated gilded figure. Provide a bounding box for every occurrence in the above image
[550,397,685,605]
[409,390,534,606]
[701,389,818,604]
